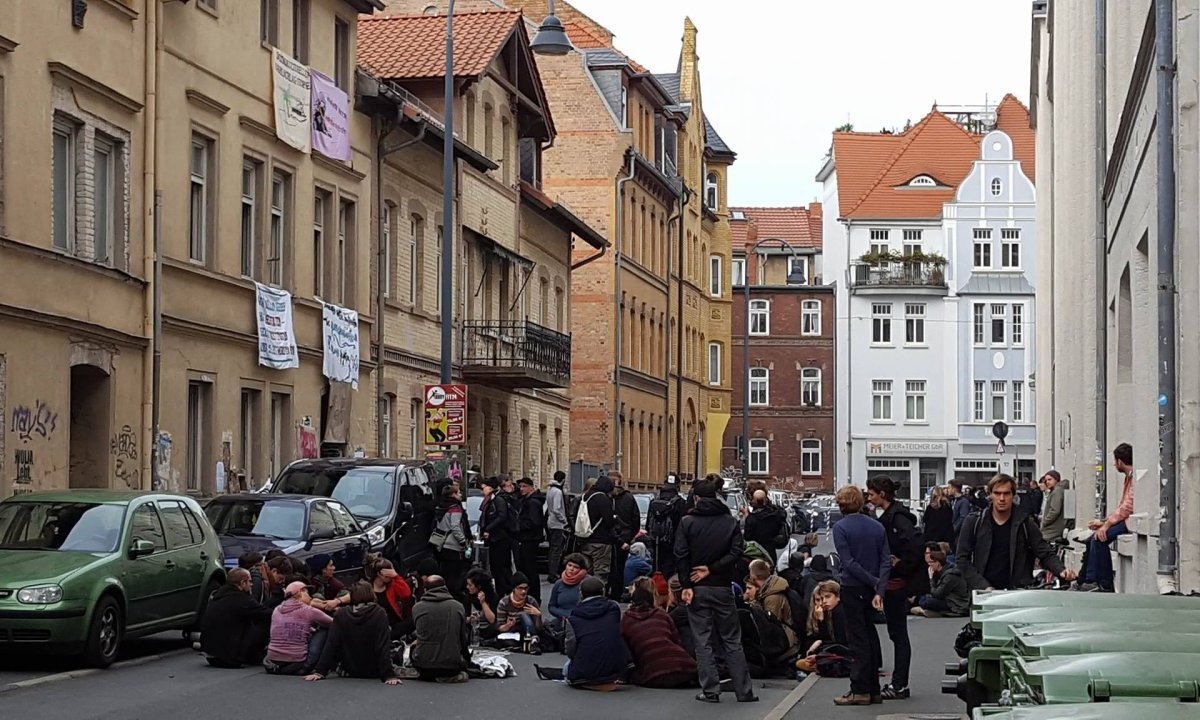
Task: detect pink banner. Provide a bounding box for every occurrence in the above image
[311,70,350,162]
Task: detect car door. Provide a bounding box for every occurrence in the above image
[325,500,367,581]
[156,500,206,621]
[304,501,343,571]
[122,502,173,631]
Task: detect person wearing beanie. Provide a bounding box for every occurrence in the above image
[623,541,653,586]
[546,470,569,583]
[495,571,543,648]
[536,576,630,688]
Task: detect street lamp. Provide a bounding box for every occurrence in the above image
[530,0,573,56]
[741,238,801,480]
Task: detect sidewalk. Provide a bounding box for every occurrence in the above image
[785,615,968,719]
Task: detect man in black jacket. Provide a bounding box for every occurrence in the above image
[608,471,641,600]
[743,489,789,565]
[675,474,757,704]
[578,476,617,585]
[200,568,272,667]
[480,477,515,595]
[956,474,1075,591]
[516,478,546,603]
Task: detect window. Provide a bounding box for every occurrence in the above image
[872,380,892,421]
[909,175,936,187]
[973,381,985,422]
[187,380,211,491]
[189,135,213,263]
[749,367,769,406]
[130,504,167,553]
[905,303,925,344]
[380,395,393,457]
[619,85,628,129]
[801,439,821,476]
[239,389,261,485]
[1012,381,1025,422]
[748,439,769,475]
[408,214,422,305]
[973,303,985,345]
[749,299,769,335]
[260,0,278,45]
[991,177,1003,196]
[433,225,443,310]
[1011,303,1024,346]
[268,171,289,287]
[334,17,350,91]
[708,343,721,386]
[905,380,926,422]
[159,501,198,549]
[801,368,821,406]
[292,0,309,63]
[991,303,1006,345]
[871,303,892,344]
[500,117,511,185]
[802,300,821,336]
[313,190,328,297]
[973,228,993,269]
[382,203,392,298]
[52,117,77,251]
[198,0,217,10]
[337,199,355,306]
[709,255,722,297]
[409,400,421,455]
[93,134,119,264]
[705,172,718,209]
[269,393,290,479]
[731,257,746,286]
[869,228,889,254]
[902,229,923,245]
[241,160,261,278]
[788,255,809,285]
[483,104,495,159]
[1001,228,1021,269]
[991,381,1007,421]
[308,503,337,537]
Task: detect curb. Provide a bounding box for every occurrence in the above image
[0,648,191,694]
[762,672,819,720]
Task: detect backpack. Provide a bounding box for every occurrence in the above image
[783,586,808,639]
[738,605,793,677]
[646,496,682,545]
[813,644,852,677]
[574,493,596,538]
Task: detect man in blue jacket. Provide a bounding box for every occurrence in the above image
[831,485,890,707]
[949,480,972,536]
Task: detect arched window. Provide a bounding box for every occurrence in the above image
[991,177,1003,196]
[801,368,822,406]
[705,172,719,209]
[749,367,769,406]
[748,438,769,475]
[749,299,770,335]
[908,175,936,187]
[801,439,822,476]
[801,299,821,336]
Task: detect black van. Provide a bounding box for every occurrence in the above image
[268,458,438,572]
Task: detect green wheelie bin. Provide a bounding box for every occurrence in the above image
[971,589,1200,612]
[1011,628,1200,659]
[973,703,1200,720]
[1001,651,1200,705]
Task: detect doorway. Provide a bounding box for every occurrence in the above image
[69,365,111,489]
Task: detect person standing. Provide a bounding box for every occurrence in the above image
[1080,444,1135,591]
[743,489,789,566]
[479,477,515,595]
[922,486,956,547]
[646,478,686,578]
[516,477,546,603]
[830,485,889,707]
[608,471,641,601]
[675,474,757,705]
[1039,470,1067,542]
[948,480,972,537]
[577,476,617,585]
[545,471,569,583]
[431,483,472,602]
[864,477,917,700]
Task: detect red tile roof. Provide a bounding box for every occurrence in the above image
[357,11,520,80]
[995,94,1036,183]
[563,21,609,49]
[730,206,821,251]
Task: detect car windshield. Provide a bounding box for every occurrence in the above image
[273,467,396,520]
[0,502,125,553]
[465,495,483,525]
[206,499,305,540]
[635,495,651,515]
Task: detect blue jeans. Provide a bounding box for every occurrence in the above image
[518,613,536,638]
[1084,521,1128,589]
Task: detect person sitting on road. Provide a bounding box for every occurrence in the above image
[797,580,848,674]
[265,581,336,675]
[304,581,400,685]
[465,569,500,642]
[264,556,291,608]
[366,556,414,639]
[623,542,653,587]
[620,577,697,688]
[745,559,800,651]
[534,576,630,689]
[238,552,269,605]
[912,550,969,618]
[546,553,589,647]
[412,557,441,602]
[665,574,695,658]
[495,572,543,649]
[306,554,347,602]
[200,568,272,668]
[410,575,471,684]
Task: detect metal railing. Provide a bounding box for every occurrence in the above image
[848,261,947,288]
[461,320,571,381]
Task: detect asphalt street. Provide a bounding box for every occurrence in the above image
[0,631,191,685]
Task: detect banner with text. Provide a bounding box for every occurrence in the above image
[311,70,350,162]
[321,301,360,388]
[272,48,311,153]
[255,282,299,369]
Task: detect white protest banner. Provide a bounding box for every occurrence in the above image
[272,48,311,153]
[321,302,360,389]
[255,282,299,369]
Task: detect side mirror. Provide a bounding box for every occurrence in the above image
[396,502,414,524]
[129,539,156,558]
[309,528,336,542]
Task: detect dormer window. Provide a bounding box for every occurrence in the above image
[908,175,937,187]
[705,172,719,210]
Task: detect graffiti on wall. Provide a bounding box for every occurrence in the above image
[14,449,33,486]
[11,400,57,443]
[153,431,173,491]
[111,425,140,489]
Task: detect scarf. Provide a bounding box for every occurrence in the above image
[561,565,588,587]
[508,593,527,611]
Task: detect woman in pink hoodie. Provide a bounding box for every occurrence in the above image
[265,581,339,675]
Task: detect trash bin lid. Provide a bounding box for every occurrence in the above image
[973,588,1200,612]
[1014,629,1200,658]
[974,703,1200,720]
[1012,652,1200,704]
[975,606,1194,644]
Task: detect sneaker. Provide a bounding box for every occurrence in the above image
[833,693,871,706]
[881,684,910,700]
[1076,582,1100,592]
[695,692,721,704]
[192,641,203,651]
[395,667,421,679]
[529,637,542,656]
[435,671,469,684]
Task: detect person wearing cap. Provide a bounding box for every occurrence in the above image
[479,476,515,595]
[495,571,543,650]
[545,471,569,583]
[515,477,547,604]
[305,581,400,685]
[264,580,337,675]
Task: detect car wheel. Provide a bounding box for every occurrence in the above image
[189,577,221,632]
[84,596,122,668]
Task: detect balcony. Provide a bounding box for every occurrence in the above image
[461,320,571,389]
[848,260,948,296]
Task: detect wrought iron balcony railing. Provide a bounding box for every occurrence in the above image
[461,320,571,389]
[848,261,948,292]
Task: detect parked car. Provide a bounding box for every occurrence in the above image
[268,458,437,571]
[0,490,226,667]
[203,494,370,583]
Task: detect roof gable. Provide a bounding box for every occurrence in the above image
[730,206,821,251]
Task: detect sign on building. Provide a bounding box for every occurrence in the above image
[254,282,299,369]
[272,48,311,153]
[310,69,350,162]
[866,440,948,457]
[424,384,467,446]
[321,302,359,388]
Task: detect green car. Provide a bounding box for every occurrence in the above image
[0,490,227,667]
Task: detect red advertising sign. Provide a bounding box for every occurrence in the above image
[424,384,467,446]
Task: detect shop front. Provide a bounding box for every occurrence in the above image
[862,439,949,502]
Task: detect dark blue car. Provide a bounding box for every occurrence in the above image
[203,494,369,583]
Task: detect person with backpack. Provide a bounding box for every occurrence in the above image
[515,477,547,603]
[608,471,641,601]
[745,559,802,652]
[545,471,569,583]
[480,477,516,595]
[647,478,686,578]
[743,489,790,565]
[865,476,918,700]
[576,475,617,585]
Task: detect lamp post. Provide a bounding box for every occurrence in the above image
[740,238,802,480]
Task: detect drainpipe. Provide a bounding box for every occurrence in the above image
[664,192,683,478]
[1155,0,1179,591]
[142,0,162,491]
[1093,0,1109,523]
[844,219,853,486]
[613,151,636,472]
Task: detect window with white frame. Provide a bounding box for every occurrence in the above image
[52,117,78,252]
[902,229,923,256]
[380,395,392,457]
[869,228,889,255]
[801,299,821,336]
[268,170,289,287]
[708,343,721,386]
[872,303,892,344]
[909,175,936,187]
[905,380,926,422]
[748,439,769,475]
[749,367,769,406]
[872,379,892,421]
[709,255,722,297]
[749,299,769,335]
[705,172,719,210]
[991,380,1007,421]
[973,228,993,269]
[991,303,1006,345]
[731,257,746,286]
[974,381,986,421]
[973,303,985,345]
[801,368,821,406]
[905,303,926,344]
[1012,380,1025,422]
[620,85,628,129]
[1011,303,1024,346]
[991,177,1003,196]
[788,255,809,285]
[801,439,821,476]
[190,135,214,264]
[409,399,421,455]
[1001,228,1021,268]
[241,160,260,278]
